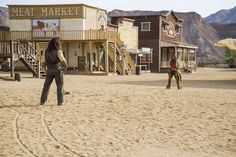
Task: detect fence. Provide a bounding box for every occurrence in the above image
[197,62,229,68]
[0,30,116,41]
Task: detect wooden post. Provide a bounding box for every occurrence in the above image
[31,30,33,41]
[114,42,117,74]
[98,43,100,71]
[194,49,197,70]
[122,54,125,75]
[89,41,93,72]
[66,43,69,67]
[175,46,177,58]
[158,42,161,73]
[10,41,14,78]
[187,49,190,68]
[37,61,40,78]
[105,40,109,74]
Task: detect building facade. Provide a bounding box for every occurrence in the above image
[116,18,138,52]
[111,11,198,72]
[0,4,136,77]
[8,4,108,70]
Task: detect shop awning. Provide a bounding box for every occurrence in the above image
[160,40,198,49]
[128,48,153,54]
[128,48,139,54]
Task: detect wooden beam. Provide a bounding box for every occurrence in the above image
[175,46,177,57]
[187,49,190,67]
[37,61,40,78]
[105,40,109,73]
[89,41,93,71]
[97,43,100,71]
[114,42,117,74]
[10,41,14,78]
[122,54,125,75]
[66,42,69,67]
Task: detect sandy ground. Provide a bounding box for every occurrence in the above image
[0,68,235,157]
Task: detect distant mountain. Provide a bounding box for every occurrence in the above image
[210,23,236,39]
[205,6,236,24]
[109,10,224,61]
[0,6,9,26]
[176,12,224,61]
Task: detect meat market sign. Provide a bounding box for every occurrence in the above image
[8,4,85,19]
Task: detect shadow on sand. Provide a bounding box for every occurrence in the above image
[0,76,15,81]
[219,68,236,72]
[0,104,55,109]
[112,79,236,90]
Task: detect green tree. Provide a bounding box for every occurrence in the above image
[225,48,236,67]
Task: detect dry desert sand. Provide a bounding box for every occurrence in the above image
[0,68,235,157]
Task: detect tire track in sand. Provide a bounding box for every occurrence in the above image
[41,111,84,157]
[10,107,38,157]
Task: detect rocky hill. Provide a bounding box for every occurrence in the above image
[176,12,223,61]
[205,6,236,24]
[0,6,9,26]
[210,23,236,39]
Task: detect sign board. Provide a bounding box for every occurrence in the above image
[9,4,85,19]
[141,47,152,54]
[32,19,60,31]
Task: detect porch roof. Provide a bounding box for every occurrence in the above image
[160,40,198,49]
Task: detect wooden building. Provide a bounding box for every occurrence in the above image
[110,10,198,72]
[0,4,136,78]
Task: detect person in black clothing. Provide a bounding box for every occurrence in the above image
[40,37,68,106]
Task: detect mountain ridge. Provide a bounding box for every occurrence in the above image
[205,6,236,24]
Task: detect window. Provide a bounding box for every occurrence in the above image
[175,26,180,34]
[189,50,195,61]
[141,22,151,31]
[162,24,167,31]
[100,25,104,31]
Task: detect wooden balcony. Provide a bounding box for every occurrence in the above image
[0,30,116,42]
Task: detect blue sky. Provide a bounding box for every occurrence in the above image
[1,0,236,17]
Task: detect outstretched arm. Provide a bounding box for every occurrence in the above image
[61,60,68,68]
[57,50,68,68]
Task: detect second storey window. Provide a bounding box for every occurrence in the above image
[175,26,180,34]
[141,22,151,31]
[162,24,168,31]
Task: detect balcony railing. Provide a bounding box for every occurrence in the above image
[0,30,116,41]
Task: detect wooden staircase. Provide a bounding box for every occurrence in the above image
[106,35,136,75]
[13,41,46,78]
[107,42,123,74]
[116,35,136,74]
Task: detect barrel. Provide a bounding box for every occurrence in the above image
[14,73,21,81]
[136,66,141,75]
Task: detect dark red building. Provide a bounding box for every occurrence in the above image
[110,10,197,72]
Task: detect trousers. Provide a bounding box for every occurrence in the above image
[40,68,64,104]
[166,69,182,89]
